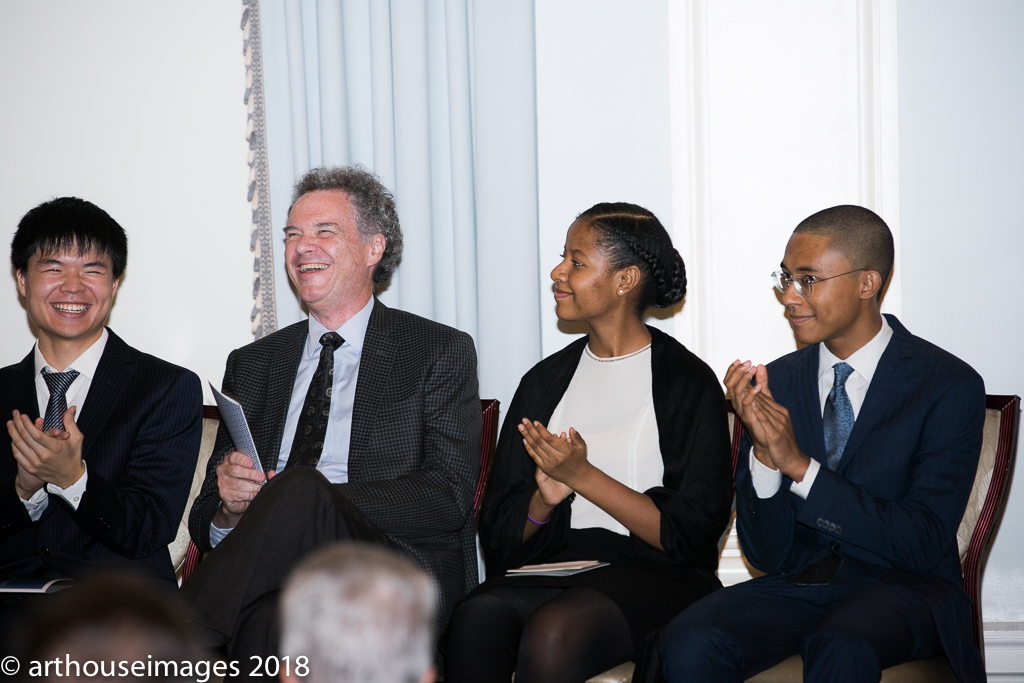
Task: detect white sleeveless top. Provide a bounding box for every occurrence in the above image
[546,344,663,536]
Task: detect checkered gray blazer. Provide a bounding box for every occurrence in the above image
[188,299,482,629]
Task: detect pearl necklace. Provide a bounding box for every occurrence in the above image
[584,343,652,363]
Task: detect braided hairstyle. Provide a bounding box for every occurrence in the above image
[577,202,686,315]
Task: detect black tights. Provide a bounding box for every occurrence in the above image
[444,586,633,683]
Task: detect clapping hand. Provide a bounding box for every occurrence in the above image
[751,390,809,481]
[724,360,771,459]
[8,407,85,499]
[519,418,590,494]
[724,360,809,481]
[526,425,575,506]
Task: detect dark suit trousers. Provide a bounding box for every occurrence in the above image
[179,467,392,671]
[659,563,943,683]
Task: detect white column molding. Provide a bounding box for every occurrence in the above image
[859,0,903,317]
[667,0,715,365]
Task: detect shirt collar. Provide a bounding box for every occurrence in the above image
[306,297,375,358]
[34,328,109,379]
[817,316,893,385]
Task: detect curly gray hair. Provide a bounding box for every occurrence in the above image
[290,166,403,286]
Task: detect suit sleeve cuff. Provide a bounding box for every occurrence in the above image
[22,486,49,521]
[749,447,783,499]
[789,458,820,500]
[46,462,88,510]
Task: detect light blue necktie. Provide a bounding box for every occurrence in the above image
[823,362,855,471]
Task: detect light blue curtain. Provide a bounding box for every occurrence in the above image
[257,0,541,408]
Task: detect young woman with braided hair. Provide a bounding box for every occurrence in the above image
[444,203,733,683]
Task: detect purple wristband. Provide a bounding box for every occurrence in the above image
[527,511,552,526]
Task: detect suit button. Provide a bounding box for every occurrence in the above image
[40,546,50,557]
[829,541,840,551]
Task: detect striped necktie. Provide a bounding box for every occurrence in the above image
[42,369,80,431]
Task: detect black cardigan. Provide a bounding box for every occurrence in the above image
[479,326,733,578]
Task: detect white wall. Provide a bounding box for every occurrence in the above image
[535,0,675,357]
[897,0,1024,627]
[0,1,254,398]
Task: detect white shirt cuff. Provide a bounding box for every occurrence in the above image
[46,462,88,510]
[209,522,231,547]
[749,447,783,498]
[789,458,821,500]
[22,486,49,521]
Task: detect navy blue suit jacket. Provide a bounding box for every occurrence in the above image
[736,315,986,682]
[0,329,202,587]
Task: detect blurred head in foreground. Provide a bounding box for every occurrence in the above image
[280,544,438,683]
[19,573,201,683]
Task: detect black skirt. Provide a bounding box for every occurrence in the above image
[466,527,720,653]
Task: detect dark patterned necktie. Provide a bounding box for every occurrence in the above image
[286,332,344,469]
[823,362,855,471]
[42,369,80,431]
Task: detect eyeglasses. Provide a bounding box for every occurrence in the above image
[771,269,864,297]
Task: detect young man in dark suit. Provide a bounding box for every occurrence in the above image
[182,167,482,668]
[1,197,203,599]
[659,205,986,683]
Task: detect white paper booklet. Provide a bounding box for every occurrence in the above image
[209,383,264,475]
[0,578,74,594]
[506,560,610,577]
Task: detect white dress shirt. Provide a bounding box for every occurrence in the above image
[21,328,109,520]
[547,344,662,535]
[210,297,374,545]
[750,317,893,499]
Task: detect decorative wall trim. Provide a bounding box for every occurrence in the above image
[985,624,1024,680]
[667,0,714,362]
[859,0,902,318]
[243,0,277,339]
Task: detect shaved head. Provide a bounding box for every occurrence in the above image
[793,205,894,299]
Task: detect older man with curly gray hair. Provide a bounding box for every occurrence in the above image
[181,166,482,678]
[280,544,438,683]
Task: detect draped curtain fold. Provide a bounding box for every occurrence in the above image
[256,0,542,408]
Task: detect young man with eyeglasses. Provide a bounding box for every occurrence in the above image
[657,205,986,683]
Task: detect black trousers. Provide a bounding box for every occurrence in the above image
[179,467,392,675]
[659,565,944,683]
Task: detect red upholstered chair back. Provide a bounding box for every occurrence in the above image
[475,399,501,520]
[725,399,746,482]
[961,395,1020,652]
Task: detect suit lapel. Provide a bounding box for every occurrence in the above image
[11,351,40,421]
[348,299,396,481]
[837,317,911,471]
[77,330,132,457]
[266,322,307,472]
[792,344,827,462]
